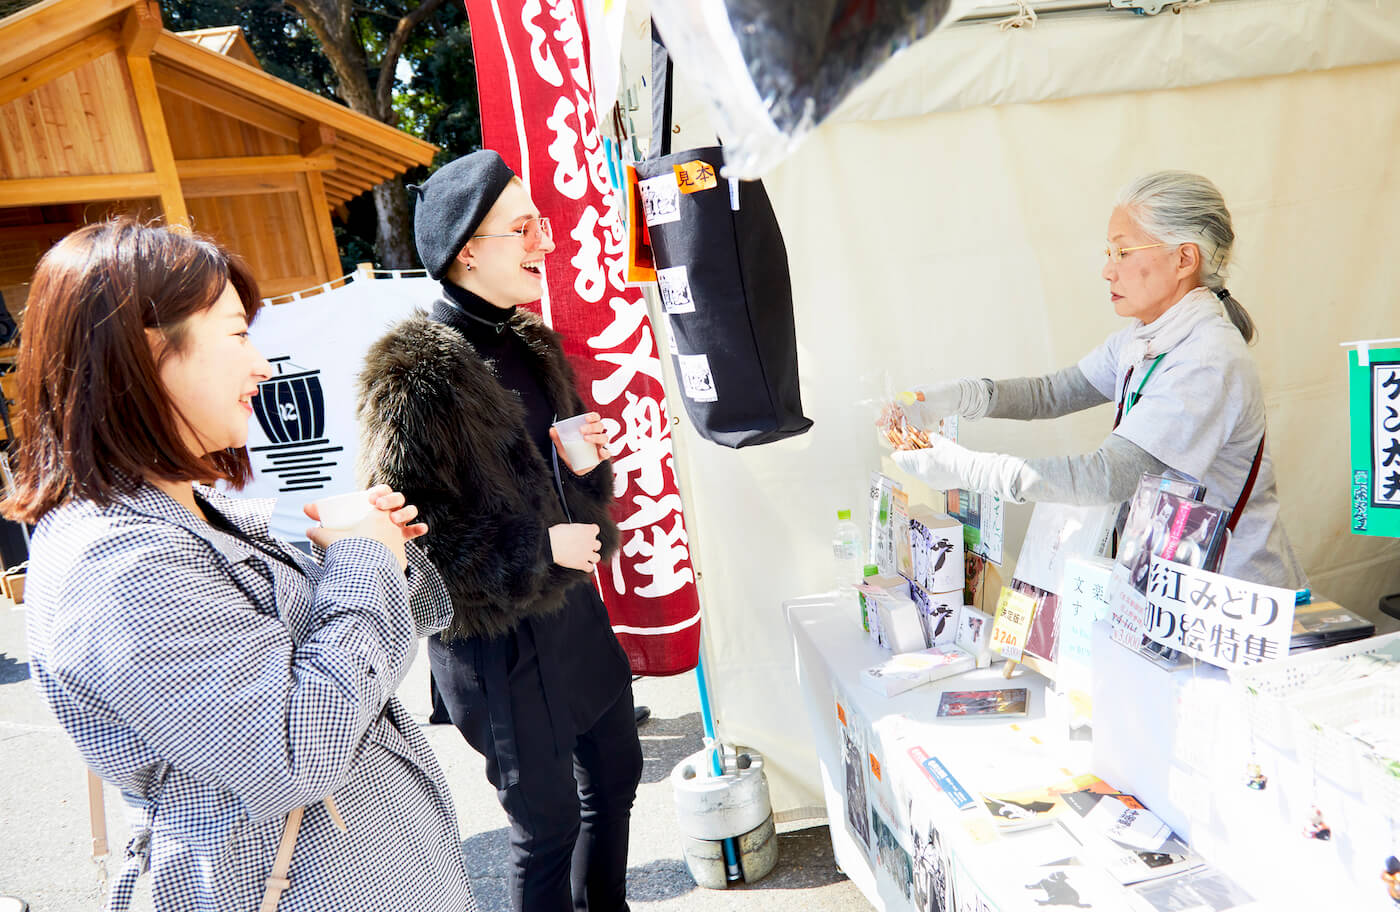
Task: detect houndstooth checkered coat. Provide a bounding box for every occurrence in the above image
[24,483,478,912]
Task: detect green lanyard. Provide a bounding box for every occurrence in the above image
[1118,354,1166,423]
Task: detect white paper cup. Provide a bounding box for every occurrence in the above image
[314,490,376,530]
[553,414,601,473]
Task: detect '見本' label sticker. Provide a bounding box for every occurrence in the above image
[657,265,695,314]
[675,160,717,193]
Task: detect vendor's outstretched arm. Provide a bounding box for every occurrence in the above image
[987,365,1110,421]
[1019,434,1166,505]
[893,433,1164,505]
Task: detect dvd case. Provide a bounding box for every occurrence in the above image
[1117,475,1227,596]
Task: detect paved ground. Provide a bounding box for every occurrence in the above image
[0,595,866,911]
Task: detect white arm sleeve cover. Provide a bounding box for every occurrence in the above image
[987,366,1110,421]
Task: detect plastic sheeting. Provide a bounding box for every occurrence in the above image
[654,5,1400,817]
[652,0,1400,177]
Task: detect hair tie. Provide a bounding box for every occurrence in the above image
[1214,287,1231,301]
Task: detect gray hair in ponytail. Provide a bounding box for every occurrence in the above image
[1117,171,1256,343]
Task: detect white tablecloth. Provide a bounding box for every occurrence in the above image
[785,594,1395,912]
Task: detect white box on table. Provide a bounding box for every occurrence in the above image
[908,506,964,595]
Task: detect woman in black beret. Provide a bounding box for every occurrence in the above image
[357,150,642,911]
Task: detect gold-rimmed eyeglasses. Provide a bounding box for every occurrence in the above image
[1104,242,1166,263]
[472,216,553,251]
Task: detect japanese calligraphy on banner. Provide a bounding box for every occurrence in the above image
[1349,347,1400,538]
[463,0,700,675]
[1142,556,1295,669]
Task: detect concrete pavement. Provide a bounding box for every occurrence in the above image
[0,594,866,911]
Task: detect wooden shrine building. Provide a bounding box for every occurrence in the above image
[0,0,438,311]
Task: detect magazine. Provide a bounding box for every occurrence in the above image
[936,687,1028,718]
[979,773,1101,832]
[1057,786,1204,885]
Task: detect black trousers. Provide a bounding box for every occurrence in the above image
[430,624,642,912]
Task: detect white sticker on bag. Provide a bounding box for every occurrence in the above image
[657,265,696,314]
[729,178,740,211]
[677,353,718,402]
[638,174,681,226]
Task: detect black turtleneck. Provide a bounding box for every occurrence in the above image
[433,282,557,463]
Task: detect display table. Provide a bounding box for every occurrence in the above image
[785,594,1395,912]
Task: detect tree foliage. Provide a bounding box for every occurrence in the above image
[157,0,481,268]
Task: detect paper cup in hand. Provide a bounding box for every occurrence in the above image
[314,490,376,530]
[553,414,600,473]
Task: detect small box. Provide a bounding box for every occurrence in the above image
[860,654,932,696]
[908,507,964,595]
[910,645,976,681]
[877,595,928,654]
[860,574,907,649]
[859,647,975,696]
[908,582,960,648]
[954,604,995,668]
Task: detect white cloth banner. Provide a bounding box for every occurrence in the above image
[224,276,440,543]
[1143,556,1296,669]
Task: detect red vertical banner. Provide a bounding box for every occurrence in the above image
[464,0,701,675]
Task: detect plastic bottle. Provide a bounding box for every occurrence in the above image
[858,563,880,635]
[832,509,862,591]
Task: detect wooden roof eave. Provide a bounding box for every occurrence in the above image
[150,31,437,171]
[0,0,138,84]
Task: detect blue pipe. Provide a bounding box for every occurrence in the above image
[694,651,742,881]
[694,651,722,776]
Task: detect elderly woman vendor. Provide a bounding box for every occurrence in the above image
[889,171,1306,588]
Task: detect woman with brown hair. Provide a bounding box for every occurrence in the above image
[10,220,477,912]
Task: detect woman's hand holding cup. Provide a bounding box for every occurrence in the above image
[550,412,610,475]
[549,522,602,573]
[305,484,429,572]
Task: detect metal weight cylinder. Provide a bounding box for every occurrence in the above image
[670,746,772,841]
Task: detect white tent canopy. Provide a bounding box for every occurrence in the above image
[640,0,1400,817]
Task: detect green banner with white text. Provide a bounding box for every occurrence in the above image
[1349,347,1400,538]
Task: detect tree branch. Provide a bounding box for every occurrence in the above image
[287,0,377,114]
[374,0,450,118]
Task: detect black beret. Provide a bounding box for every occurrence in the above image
[409,150,517,280]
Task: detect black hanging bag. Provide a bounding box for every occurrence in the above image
[631,27,812,448]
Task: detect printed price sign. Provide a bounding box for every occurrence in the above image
[991,586,1037,659]
[1107,563,1149,649]
[1143,556,1296,669]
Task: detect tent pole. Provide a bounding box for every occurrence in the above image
[694,651,743,880]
